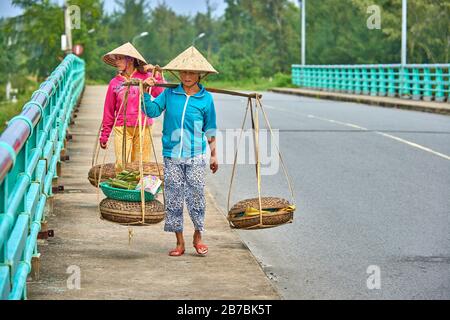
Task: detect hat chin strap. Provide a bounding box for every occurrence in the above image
[120,57,135,76]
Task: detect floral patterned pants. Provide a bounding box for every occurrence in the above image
[163,155,207,233]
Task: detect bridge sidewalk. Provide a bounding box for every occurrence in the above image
[270,87,450,115]
[27,85,279,300]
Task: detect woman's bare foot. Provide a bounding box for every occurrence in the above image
[193,231,208,255]
[169,242,185,256]
[169,233,185,256]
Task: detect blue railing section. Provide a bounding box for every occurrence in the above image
[292,64,450,102]
[0,54,85,300]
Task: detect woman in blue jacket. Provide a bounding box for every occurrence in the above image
[142,47,218,257]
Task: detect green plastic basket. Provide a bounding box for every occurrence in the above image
[99,182,159,202]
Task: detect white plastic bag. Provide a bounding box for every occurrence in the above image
[135,175,162,195]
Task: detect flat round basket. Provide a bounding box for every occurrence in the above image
[99,182,159,202]
[88,162,164,187]
[88,163,116,187]
[99,198,165,226]
[228,197,294,230]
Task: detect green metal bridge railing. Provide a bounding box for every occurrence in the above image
[0,54,85,300]
[292,64,450,102]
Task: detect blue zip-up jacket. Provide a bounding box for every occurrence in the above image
[142,83,217,158]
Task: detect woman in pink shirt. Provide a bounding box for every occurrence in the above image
[100,42,164,171]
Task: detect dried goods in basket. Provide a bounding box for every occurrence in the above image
[88,162,164,187]
[228,197,294,229]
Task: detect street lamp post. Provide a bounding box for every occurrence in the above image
[63,0,73,53]
[400,0,408,99]
[300,0,306,65]
[132,32,149,45]
[192,33,206,46]
[6,37,14,102]
[401,0,407,65]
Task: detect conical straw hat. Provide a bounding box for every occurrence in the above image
[163,46,218,75]
[102,42,148,67]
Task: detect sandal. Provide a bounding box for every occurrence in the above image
[169,248,185,257]
[193,243,208,256]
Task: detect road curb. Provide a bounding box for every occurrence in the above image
[270,88,450,116]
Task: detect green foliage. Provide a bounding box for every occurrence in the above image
[203,72,294,91]
[69,0,115,82]
[0,79,38,132]
[5,0,64,80]
[215,0,300,80]
[0,99,26,133]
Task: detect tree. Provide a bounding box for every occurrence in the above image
[69,0,114,81]
[6,0,64,80]
[217,0,300,79]
[143,2,196,66]
[2,0,448,87]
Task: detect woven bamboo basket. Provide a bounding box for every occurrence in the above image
[99,182,159,202]
[88,162,164,187]
[227,197,294,230]
[99,198,165,226]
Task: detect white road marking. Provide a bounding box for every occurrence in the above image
[255,103,450,161]
[307,115,368,130]
[374,132,450,161]
[307,114,450,161]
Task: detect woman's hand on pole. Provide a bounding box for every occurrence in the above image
[143,77,157,88]
[142,64,154,73]
[152,64,163,76]
[100,141,107,149]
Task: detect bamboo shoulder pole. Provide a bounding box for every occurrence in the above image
[123,80,263,99]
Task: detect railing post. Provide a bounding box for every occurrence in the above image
[354,67,361,95]
[422,67,432,101]
[328,68,334,91]
[434,67,445,102]
[295,66,300,87]
[301,67,307,87]
[343,67,349,92]
[400,66,411,99]
[313,68,319,89]
[387,67,396,97]
[362,67,370,95]
[447,66,450,103]
[378,67,387,97]
[370,67,378,96]
[313,68,318,89]
[336,67,342,92]
[412,68,421,100]
[347,68,354,94]
[328,68,334,92]
[307,68,312,88]
[297,65,302,87]
[319,68,324,89]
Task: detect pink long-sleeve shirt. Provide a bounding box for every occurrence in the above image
[100,71,165,144]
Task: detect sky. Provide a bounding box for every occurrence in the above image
[0,0,228,18]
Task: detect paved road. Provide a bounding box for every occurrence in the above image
[205,92,450,299]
